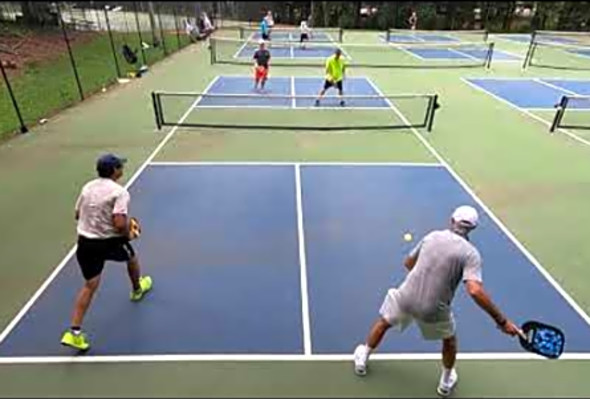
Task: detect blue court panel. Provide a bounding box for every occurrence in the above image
[497,34,531,43]
[408,48,471,59]
[570,48,590,58]
[462,48,520,61]
[0,165,303,356]
[199,76,291,107]
[302,165,590,353]
[541,79,590,96]
[292,46,338,58]
[250,31,332,42]
[236,44,291,59]
[293,77,389,108]
[385,34,459,43]
[467,78,571,109]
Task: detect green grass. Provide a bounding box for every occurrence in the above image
[0,29,193,140]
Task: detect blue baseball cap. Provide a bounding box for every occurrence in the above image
[96,153,127,177]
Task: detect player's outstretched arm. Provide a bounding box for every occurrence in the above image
[465,280,523,337]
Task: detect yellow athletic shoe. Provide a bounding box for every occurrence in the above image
[130,276,153,302]
[60,330,90,351]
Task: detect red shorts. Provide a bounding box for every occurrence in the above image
[255,66,268,80]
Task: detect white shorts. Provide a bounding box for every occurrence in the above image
[379,289,456,341]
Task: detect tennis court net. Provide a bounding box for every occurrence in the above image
[523,40,590,70]
[550,95,590,132]
[209,37,495,69]
[239,26,344,43]
[385,29,489,43]
[151,91,440,132]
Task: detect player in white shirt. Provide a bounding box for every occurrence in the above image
[300,20,311,49]
[60,153,152,352]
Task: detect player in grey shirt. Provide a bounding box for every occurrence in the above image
[353,205,522,397]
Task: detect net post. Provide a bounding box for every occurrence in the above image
[385,29,390,42]
[550,95,568,133]
[210,38,216,64]
[483,29,489,42]
[0,55,27,133]
[485,42,494,69]
[239,26,244,40]
[338,27,343,43]
[522,41,537,70]
[427,94,439,132]
[104,7,122,78]
[151,92,162,130]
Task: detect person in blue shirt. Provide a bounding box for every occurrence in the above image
[260,16,270,41]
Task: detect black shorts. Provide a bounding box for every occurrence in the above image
[323,79,343,91]
[262,33,270,41]
[76,235,135,280]
[300,33,309,42]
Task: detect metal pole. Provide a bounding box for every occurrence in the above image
[58,3,84,100]
[133,2,147,64]
[0,57,28,133]
[173,7,181,50]
[156,3,167,55]
[104,7,121,78]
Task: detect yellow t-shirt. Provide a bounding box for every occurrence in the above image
[325,55,345,82]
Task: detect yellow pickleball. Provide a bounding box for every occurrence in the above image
[403,233,413,242]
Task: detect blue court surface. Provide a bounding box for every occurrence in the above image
[1,163,590,358]
[197,76,391,109]
[382,33,460,43]
[248,31,335,42]
[496,34,582,45]
[465,78,590,110]
[234,42,347,60]
[404,46,520,62]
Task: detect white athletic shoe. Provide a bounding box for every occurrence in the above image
[437,368,458,397]
[353,344,369,376]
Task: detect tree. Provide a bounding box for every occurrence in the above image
[20,1,58,26]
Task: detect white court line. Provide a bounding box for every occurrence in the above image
[0,352,589,364]
[294,164,312,355]
[390,43,426,60]
[534,78,578,95]
[0,76,222,348]
[462,77,590,148]
[232,40,251,59]
[448,48,482,62]
[148,162,443,167]
[290,76,296,108]
[369,76,590,328]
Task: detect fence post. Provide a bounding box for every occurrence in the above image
[104,7,122,78]
[173,7,181,50]
[57,3,84,101]
[156,3,167,56]
[133,1,148,65]
[0,58,28,133]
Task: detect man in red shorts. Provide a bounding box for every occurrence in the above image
[253,40,271,91]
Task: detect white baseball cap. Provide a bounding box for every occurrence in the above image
[259,39,266,44]
[452,205,479,228]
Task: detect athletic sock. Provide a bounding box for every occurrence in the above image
[442,367,453,383]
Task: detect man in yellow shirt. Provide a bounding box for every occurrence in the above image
[315,48,346,107]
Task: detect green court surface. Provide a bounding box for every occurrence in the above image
[1,30,590,397]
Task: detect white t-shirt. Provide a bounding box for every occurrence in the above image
[75,178,130,239]
[300,22,310,34]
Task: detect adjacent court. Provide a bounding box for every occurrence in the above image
[464,78,590,110]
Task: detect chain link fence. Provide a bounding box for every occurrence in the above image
[0,1,223,138]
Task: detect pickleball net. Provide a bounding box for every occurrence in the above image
[151,91,441,132]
